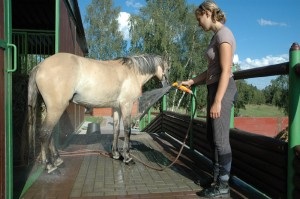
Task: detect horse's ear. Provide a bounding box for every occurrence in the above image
[161,53,169,63]
[122,57,133,67]
[162,53,171,68]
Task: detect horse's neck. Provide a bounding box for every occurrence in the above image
[138,74,154,86]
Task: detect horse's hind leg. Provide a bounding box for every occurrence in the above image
[39,122,57,173]
[39,107,66,173]
[49,137,64,167]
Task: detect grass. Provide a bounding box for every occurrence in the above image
[238,104,286,117]
[151,104,286,118]
[166,104,286,118]
[85,104,286,124]
[84,115,103,123]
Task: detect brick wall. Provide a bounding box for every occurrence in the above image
[234,117,288,137]
[92,101,139,117]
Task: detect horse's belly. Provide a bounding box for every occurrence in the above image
[72,94,118,108]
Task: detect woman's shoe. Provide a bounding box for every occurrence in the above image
[194,177,216,188]
[196,180,230,198]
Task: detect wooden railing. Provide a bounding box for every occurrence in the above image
[143,111,287,198]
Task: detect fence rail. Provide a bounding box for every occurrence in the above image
[233,62,289,80]
[143,111,288,198]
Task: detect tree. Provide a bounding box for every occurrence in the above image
[129,0,211,112]
[263,75,288,114]
[234,79,266,116]
[234,80,247,116]
[85,0,127,60]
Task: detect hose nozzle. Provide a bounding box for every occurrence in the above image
[172,82,193,94]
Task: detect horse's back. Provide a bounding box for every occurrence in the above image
[39,53,81,69]
[34,53,141,108]
[35,53,83,105]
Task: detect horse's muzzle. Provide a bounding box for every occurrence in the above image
[161,74,169,87]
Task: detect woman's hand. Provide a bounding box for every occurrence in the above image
[180,79,194,87]
[210,101,221,119]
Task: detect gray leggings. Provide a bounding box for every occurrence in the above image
[206,77,237,180]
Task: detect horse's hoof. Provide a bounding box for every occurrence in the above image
[46,164,58,174]
[112,156,120,160]
[48,168,61,175]
[112,152,120,160]
[124,157,135,165]
[54,157,64,167]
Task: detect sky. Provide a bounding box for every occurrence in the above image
[78,0,300,89]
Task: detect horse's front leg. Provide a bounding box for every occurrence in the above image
[111,109,121,160]
[121,102,134,165]
[122,115,134,164]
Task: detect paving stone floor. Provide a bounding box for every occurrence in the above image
[20,117,246,199]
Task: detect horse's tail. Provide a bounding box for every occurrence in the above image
[27,65,39,158]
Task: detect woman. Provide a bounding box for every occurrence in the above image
[181,0,237,198]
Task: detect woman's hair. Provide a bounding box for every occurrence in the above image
[195,0,226,24]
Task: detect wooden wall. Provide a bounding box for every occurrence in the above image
[56,0,86,146]
[143,111,289,198]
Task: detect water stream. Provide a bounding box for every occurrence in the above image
[137,85,172,119]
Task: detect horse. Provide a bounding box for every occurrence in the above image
[27,52,170,173]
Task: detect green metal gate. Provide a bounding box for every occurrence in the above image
[2,0,87,197]
[1,3,56,199]
[11,30,55,167]
[12,30,55,74]
[0,0,16,198]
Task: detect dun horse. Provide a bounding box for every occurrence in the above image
[27,53,170,173]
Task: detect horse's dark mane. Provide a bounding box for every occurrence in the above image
[121,54,164,75]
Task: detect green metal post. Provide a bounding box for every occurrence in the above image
[189,86,196,150]
[147,108,151,124]
[230,65,237,128]
[159,94,167,133]
[4,0,14,198]
[54,0,61,146]
[230,106,234,128]
[55,0,60,53]
[288,42,300,199]
[139,116,145,130]
[162,95,167,111]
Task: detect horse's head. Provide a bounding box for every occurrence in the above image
[157,55,170,87]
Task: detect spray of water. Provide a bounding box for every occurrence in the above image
[137,85,172,119]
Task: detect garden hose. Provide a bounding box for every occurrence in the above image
[131,82,197,171]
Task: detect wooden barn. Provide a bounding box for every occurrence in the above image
[0,0,88,198]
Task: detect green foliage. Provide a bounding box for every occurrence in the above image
[85,0,127,59]
[239,104,286,117]
[234,80,266,116]
[84,116,102,124]
[263,75,288,114]
[234,75,288,116]
[129,0,211,110]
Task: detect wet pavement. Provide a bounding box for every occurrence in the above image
[20,117,245,199]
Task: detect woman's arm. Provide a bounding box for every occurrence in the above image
[210,42,232,119]
[181,70,207,87]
